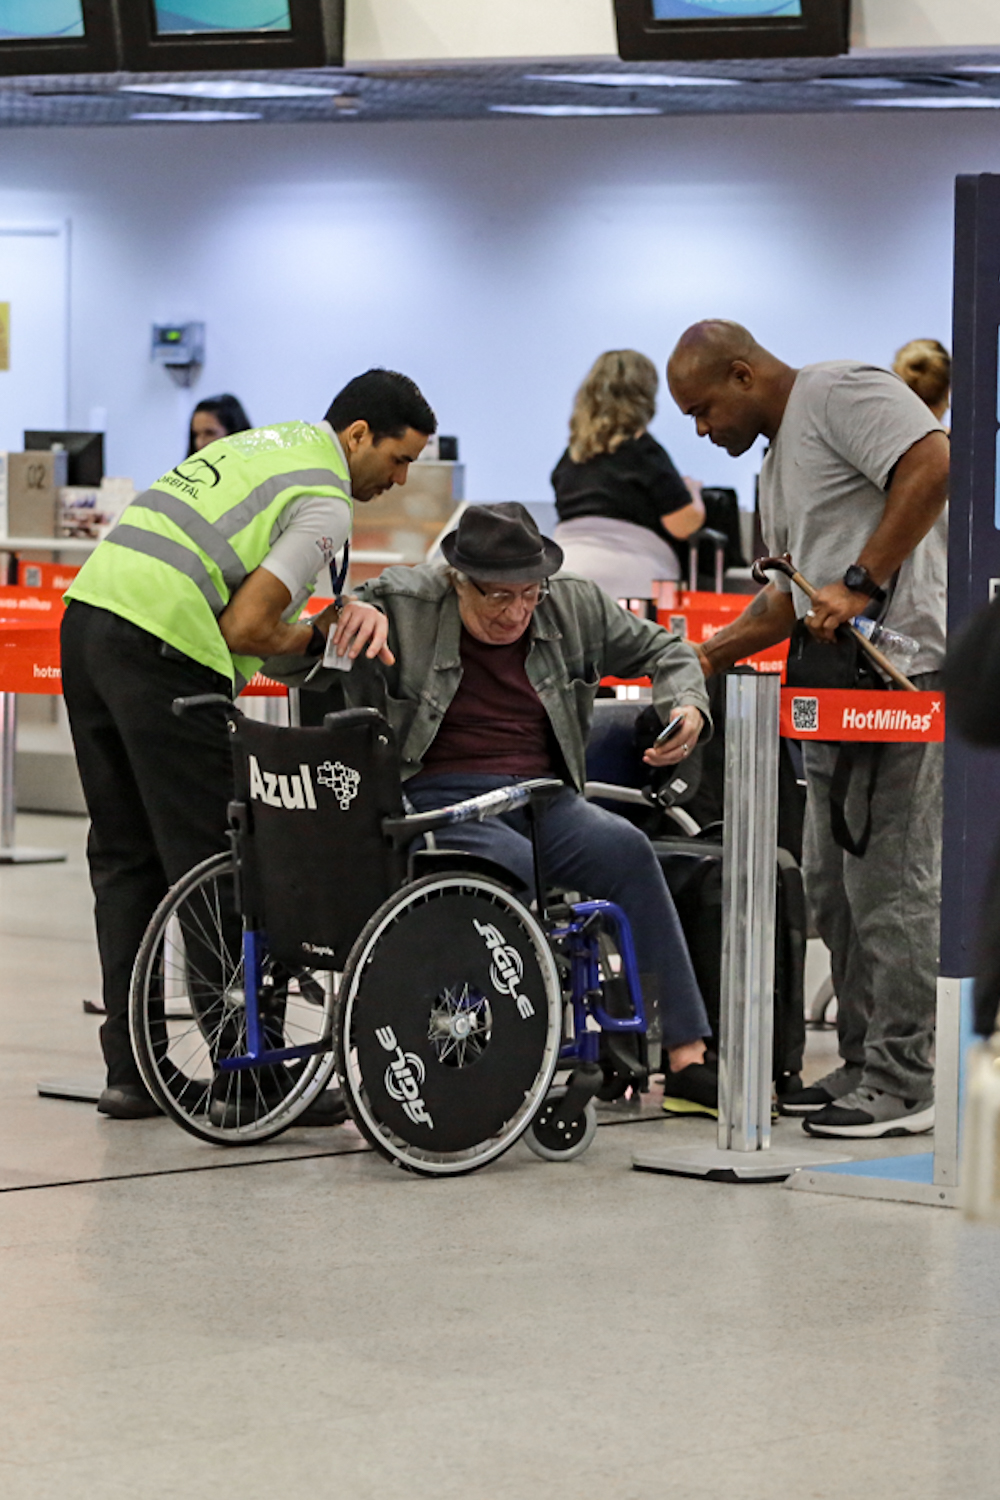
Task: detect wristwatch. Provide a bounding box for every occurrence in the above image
[305,623,326,657]
[843,564,887,603]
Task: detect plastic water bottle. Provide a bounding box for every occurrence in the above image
[851,616,919,673]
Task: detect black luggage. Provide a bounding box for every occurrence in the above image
[655,835,806,1093]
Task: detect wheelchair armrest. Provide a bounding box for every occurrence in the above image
[583,781,652,808]
[382,777,565,846]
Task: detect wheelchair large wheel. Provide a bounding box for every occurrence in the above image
[130,851,338,1145]
[336,874,563,1176]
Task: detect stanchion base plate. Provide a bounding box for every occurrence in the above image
[0,846,67,865]
[632,1143,852,1183]
[37,1077,103,1104]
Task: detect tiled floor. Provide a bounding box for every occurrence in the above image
[1,815,997,1500]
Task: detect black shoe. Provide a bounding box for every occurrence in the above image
[297,1087,350,1128]
[209,1079,349,1129]
[661,1061,718,1119]
[778,1066,862,1117]
[97,1084,163,1120]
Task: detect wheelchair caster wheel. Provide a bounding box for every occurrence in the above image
[524,1087,598,1162]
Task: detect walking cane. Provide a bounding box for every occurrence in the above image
[752,556,918,693]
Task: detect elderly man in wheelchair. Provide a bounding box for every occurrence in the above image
[128,503,715,1175]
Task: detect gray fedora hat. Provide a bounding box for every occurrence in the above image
[441,502,563,584]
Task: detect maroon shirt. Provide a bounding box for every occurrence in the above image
[418,626,555,778]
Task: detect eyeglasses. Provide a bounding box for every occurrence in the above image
[468,579,550,610]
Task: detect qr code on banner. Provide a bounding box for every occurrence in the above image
[791,696,820,734]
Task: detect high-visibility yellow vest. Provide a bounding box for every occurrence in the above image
[66,422,352,687]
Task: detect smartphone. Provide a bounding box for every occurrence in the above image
[654,712,686,748]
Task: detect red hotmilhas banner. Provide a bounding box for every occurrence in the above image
[781,689,945,743]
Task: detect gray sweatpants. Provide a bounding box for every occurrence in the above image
[801,702,942,1102]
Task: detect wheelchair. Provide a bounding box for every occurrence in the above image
[129,699,653,1176]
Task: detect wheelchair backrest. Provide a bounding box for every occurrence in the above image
[232,708,405,969]
[586,699,646,790]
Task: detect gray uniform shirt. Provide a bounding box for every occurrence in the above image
[759,362,947,673]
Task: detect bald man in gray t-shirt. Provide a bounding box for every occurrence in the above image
[760,362,946,674]
[668,321,951,1140]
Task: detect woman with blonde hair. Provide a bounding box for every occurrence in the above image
[893,338,951,423]
[551,349,705,600]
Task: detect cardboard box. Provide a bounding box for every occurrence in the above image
[0,451,68,539]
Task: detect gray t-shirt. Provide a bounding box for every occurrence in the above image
[759,361,947,673]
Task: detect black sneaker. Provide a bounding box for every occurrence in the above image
[662,1061,718,1119]
[778,1065,862,1117]
[297,1087,350,1128]
[97,1084,163,1120]
[803,1087,935,1139]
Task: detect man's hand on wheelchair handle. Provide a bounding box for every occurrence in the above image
[321,599,395,665]
[642,704,703,767]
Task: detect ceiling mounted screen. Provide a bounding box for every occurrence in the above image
[0,0,117,72]
[615,0,849,59]
[652,1,803,15]
[0,1,85,38]
[153,0,293,35]
[119,0,342,68]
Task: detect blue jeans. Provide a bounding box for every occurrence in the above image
[406,774,710,1052]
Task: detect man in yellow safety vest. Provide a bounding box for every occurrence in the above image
[62,368,436,1119]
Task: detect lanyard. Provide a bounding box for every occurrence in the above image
[331,541,350,603]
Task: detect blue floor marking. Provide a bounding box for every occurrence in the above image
[807,1153,934,1183]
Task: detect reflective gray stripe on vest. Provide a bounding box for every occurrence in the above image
[129,489,248,594]
[104,526,226,615]
[213,468,351,540]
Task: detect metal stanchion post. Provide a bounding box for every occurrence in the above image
[717,671,778,1154]
[633,672,847,1182]
[0,691,66,865]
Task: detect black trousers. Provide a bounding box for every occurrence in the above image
[60,602,234,1087]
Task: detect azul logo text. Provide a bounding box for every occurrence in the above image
[247,755,362,812]
[248,756,317,811]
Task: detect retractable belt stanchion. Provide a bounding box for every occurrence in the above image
[633,672,848,1183]
[0,689,65,865]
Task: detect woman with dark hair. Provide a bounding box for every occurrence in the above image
[187,393,252,455]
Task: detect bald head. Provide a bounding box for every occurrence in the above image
[667,320,795,457]
[669,320,762,383]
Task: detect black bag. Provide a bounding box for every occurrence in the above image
[655,835,807,1091]
[652,671,806,864]
[785,621,885,858]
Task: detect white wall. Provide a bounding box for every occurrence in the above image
[0,108,993,506]
[345,0,616,63]
[343,0,1000,62]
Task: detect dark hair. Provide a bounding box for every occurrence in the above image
[324,368,437,442]
[187,394,252,456]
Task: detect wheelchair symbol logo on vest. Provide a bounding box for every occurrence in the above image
[473,920,536,1020]
[247,755,318,811]
[316,760,361,811]
[375,1025,434,1128]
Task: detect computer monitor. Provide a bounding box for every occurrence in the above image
[614,0,851,61]
[117,0,344,71]
[0,0,119,76]
[24,431,104,488]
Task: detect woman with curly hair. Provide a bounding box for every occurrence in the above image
[551,349,705,600]
[893,339,951,425]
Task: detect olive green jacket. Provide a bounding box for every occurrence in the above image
[267,565,710,789]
